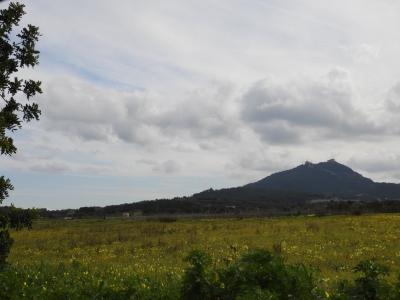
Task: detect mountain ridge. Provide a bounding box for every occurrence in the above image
[39,159,400,218]
[244,159,400,199]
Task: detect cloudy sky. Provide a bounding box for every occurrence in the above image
[3,0,400,209]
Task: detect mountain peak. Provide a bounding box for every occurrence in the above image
[194,159,400,208]
[304,161,314,167]
[248,159,376,197]
[304,159,338,167]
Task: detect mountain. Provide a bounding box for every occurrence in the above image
[41,159,400,218]
[245,159,400,199]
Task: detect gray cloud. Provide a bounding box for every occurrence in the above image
[349,156,400,174]
[347,153,400,182]
[153,96,238,141]
[237,152,291,173]
[252,121,301,144]
[386,82,400,112]
[223,149,295,181]
[41,77,162,146]
[40,77,239,148]
[136,158,181,174]
[153,160,181,174]
[241,69,382,144]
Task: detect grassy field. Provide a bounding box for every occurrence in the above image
[9,213,400,282]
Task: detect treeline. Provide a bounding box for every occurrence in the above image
[35,188,318,218]
[35,195,400,219]
[16,185,400,219]
[0,206,36,229]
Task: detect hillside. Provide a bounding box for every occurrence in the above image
[38,159,400,218]
[246,159,400,199]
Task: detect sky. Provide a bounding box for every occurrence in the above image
[3,0,400,209]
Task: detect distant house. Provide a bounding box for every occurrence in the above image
[225,205,237,209]
[122,212,130,218]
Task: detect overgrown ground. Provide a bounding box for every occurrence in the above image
[9,213,400,282]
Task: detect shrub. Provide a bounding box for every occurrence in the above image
[333,260,395,300]
[181,250,215,300]
[181,249,322,300]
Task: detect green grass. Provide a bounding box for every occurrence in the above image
[9,213,400,282]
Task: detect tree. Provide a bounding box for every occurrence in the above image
[0,1,41,267]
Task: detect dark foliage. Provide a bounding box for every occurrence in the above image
[181,250,214,300]
[0,1,41,267]
[181,250,400,300]
[332,260,398,300]
[37,198,400,220]
[181,249,322,300]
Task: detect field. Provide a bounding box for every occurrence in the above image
[4,213,400,298]
[9,214,400,279]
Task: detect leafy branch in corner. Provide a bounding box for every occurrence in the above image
[0,1,41,267]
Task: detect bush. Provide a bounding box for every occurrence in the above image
[0,230,12,269]
[181,249,322,300]
[181,251,400,299]
[181,250,215,300]
[333,260,396,300]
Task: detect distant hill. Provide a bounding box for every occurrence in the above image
[245,159,400,199]
[40,159,400,218]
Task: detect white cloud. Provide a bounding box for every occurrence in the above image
[153,160,181,174]
[386,82,400,112]
[344,43,381,65]
[4,0,400,208]
[241,69,384,144]
[39,76,240,147]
